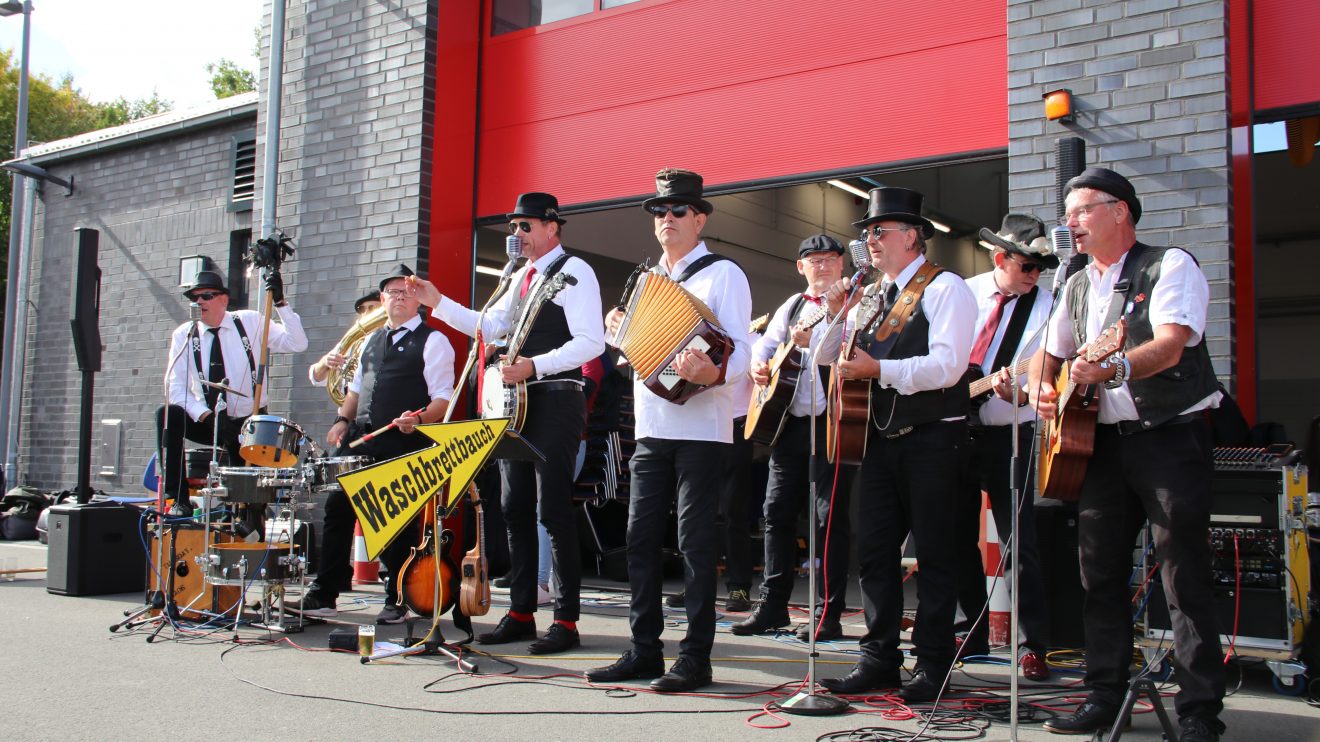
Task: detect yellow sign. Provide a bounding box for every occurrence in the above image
[337,418,509,560]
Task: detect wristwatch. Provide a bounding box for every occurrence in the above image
[1103,354,1130,389]
[333,415,350,426]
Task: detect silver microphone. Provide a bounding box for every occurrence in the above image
[503,234,525,278]
[846,238,873,288]
[1050,225,1077,293]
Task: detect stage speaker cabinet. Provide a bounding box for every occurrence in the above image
[148,526,242,620]
[70,227,102,373]
[1143,465,1311,657]
[46,501,146,596]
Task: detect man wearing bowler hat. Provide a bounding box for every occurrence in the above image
[1030,168,1224,741]
[157,268,306,516]
[413,192,604,654]
[818,186,977,703]
[589,168,752,692]
[950,214,1058,682]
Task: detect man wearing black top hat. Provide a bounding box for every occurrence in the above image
[294,264,455,624]
[588,168,752,693]
[1030,168,1224,741]
[413,192,604,655]
[157,268,306,515]
[732,234,857,643]
[950,214,1058,682]
[818,187,977,703]
[308,288,382,388]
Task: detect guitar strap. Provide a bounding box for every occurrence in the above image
[863,261,943,360]
[987,285,1039,372]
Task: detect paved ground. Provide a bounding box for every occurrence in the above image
[1,539,1317,741]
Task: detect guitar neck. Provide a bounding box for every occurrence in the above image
[967,357,1033,398]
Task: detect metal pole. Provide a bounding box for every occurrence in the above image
[4,175,35,484]
[0,0,33,490]
[261,0,285,239]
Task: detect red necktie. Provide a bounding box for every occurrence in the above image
[802,294,821,305]
[969,292,1011,367]
[519,267,537,299]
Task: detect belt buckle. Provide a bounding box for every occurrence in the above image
[884,425,914,440]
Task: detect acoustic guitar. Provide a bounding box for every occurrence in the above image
[825,291,885,464]
[1037,318,1128,501]
[744,300,832,446]
[459,483,491,617]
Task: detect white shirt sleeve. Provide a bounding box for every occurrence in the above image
[1148,248,1209,344]
[423,331,456,401]
[526,257,606,377]
[876,272,977,395]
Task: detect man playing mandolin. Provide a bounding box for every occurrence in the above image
[1029,168,1224,742]
[414,192,604,655]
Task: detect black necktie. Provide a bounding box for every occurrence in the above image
[883,282,899,312]
[205,327,224,409]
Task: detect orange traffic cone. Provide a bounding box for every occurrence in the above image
[352,520,380,585]
[981,492,1010,647]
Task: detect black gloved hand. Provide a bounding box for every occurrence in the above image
[265,268,285,305]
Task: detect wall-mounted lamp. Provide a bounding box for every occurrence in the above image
[0,160,75,196]
[1043,88,1075,123]
[179,255,213,287]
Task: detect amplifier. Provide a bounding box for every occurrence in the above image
[46,501,147,596]
[1143,466,1310,656]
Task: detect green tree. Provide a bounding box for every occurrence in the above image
[206,58,256,99]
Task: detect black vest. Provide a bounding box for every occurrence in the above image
[860,273,970,432]
[1067,241,1218,431]
[511,255,581,382]
[357,322,437,436]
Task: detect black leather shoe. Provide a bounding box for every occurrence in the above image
[796,617,844,642]
[1178,715,1223,742]
[584,650,665,683]
[1043,700,1121,735]
[649,656,713,693]
[729,602,790,636]
[476,614,536,645]
[898,667,947,704]
[528,622,580,655]
[819,663,901,695]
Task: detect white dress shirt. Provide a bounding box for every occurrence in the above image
[1044,246,1219,424]
[165,305,308,421]
[433,245,605,377]
[753,293,833,418]
[621,242,753,444]
[348,314,456,402]
[965,270,1054,427]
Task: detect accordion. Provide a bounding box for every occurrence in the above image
[613,268,733,404]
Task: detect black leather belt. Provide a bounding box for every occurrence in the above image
[526,380,584,394]
[882,425,914,440]
[1113,411,1199,436]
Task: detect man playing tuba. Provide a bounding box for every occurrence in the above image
[309,288,384,402]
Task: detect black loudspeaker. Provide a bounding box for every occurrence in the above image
[70,227,102,372]
[1035,501,1087,648]
[1055,136,1086,222]
[46,501,146,596]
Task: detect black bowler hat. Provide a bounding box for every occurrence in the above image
[508,192,567,224]
[183,270,229,300]
[798,234,845,258]
[642,168,714,215]
[1065,167,1142,224]
[852,186,936,239]
[354,288,380,312]
[379,264,414,292]
[978,214,1060,269]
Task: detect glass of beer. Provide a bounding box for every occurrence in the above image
[358,624,376,657]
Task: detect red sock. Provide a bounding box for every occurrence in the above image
[509,610,534,622]
[554,619,577,631]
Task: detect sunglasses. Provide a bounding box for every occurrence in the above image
[646,203,692,219]
[509,221,533,234]
[1008,256,1044,274]
[861,225,910,240]
[191,292,224,301]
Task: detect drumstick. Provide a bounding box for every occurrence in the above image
[348,406,427,449]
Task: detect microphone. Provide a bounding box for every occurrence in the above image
[1050,225,1078,293]
[846,238,873,289]
[560,274,579,286]
[503,234,524,278]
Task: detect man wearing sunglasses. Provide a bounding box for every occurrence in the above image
[950,214,1058,683]
[413,192,604,654]
[1031,168,1224,742]
[157,268,306,516]
[589,168,752,693]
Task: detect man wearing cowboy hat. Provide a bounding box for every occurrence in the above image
[818,186,977,703]
[412,192,604,654]
[308,288,382,387]
[157,268,306,515]
[950,214,1058,683]
[589,168,752,693]
[1030,168,1224,741]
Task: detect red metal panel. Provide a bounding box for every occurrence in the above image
[475,0,1006,214]
[1253,0,1320,112]
[1229,0,1256,421]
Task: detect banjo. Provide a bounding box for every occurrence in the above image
[479,269,578,430]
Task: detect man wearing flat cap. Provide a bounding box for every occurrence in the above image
[413,192,605,655]
[733,233,857,644]
[307,288,382,388]
[818,186,977,703]
[950,214,1058,682]
[589,168,752,693]
[157,268,306,515]
[1030,168,1225,741]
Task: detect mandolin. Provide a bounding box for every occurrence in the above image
[396,482,459,617]
[459,483,491,617]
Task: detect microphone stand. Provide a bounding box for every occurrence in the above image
[772,302,850,716]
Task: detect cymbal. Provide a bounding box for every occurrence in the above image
[200,379,250,397]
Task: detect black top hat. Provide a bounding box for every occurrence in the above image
[379,264,415,292]
[1064,167,1142,224]
[354,288,380,312]
[508,192,567,224]
[642,168,714,215]
[798,234,845,258]
[978,214,1060,268]
[183,270,229,299]
[852,187,935,239]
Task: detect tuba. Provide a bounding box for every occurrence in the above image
[326,305,388,406]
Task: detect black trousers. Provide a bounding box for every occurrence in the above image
[627,436,728,663]
[1078,420,1223,721]
[719,417,754,593]
[500,387,585,622]
[760,414,854,619]
[155,404,242,497]
[954,423,1051,653]
[856,420,970,674]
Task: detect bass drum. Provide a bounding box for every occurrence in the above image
[479,365,526,430]
[239,415,303,467]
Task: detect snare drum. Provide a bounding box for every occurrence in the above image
[206,542,299,584]
[213,466,303,504]
[239,415,303,467]
[308,455,372,490]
